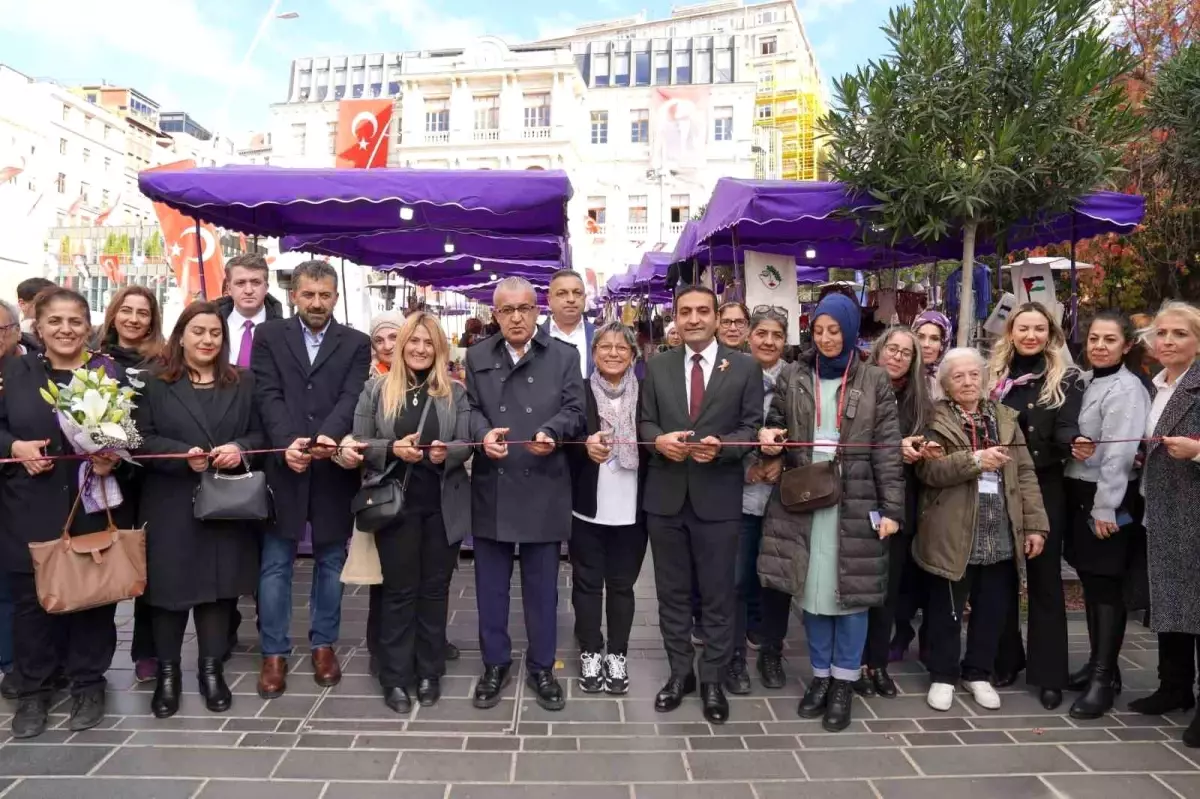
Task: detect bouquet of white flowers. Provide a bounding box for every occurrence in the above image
[40,364,143,513]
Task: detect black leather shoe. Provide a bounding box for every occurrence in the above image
[10,695,50,739]
[527,670,565,711]
[68,689,105,732]
[798,676,831,719]
[151,661,182,719]
[723,653,752,696]
[384,686,413,714]
[654,673,697,713]
[0,671,19,700]
[198,657,232,713]
[700,681,729,724]
[417,677,441,707]
[1129,685,1195,715]
[1184,708,1200,748]
[871,668,898,699]
[757,652,786,690]
[1039,688,1063,710]
[823,679,854,732]
[991,671,1020,688]
[446,642,461,661]
[473,665,511,709]
[851,670,876,698]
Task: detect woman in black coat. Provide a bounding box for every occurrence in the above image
[0,287,134,739]
[566,322,648,696]
[133,301,266,719]
[987,302,1088,709]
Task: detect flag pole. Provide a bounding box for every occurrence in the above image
[195,219,208,300]
[340,258,350,323]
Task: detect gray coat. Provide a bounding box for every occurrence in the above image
[352,376,473,545]
[466,330,586,543]
[1144,361,1200,634]
[757,356,905,608]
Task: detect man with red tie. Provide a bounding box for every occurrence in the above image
[638,285,764,724]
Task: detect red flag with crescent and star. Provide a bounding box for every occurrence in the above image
[99,254,124,283]
[334,99,394,169]
[144,159,226,301]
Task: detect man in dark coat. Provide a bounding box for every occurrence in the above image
[466,276,585,712]
[639,285,764,724]
[540,268,596,378]
[250,260,371,699]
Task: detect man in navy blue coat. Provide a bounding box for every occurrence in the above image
[540,269,595,378]
[251,260,371,699]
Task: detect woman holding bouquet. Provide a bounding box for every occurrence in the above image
[133,301,267,719]
[0,286,134,739]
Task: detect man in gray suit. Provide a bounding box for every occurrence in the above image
[639,285,764,724]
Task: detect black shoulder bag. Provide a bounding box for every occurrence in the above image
[349,397,433,533]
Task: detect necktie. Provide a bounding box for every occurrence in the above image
[689,353,705,421]
[237,320,254,368]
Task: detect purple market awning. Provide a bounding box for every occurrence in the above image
[456,279,550,304]
[283,229,565,266]
[372,255,561,283]
[635,251,671,283]
[1004,191,1145,250]
[137,166,574,237]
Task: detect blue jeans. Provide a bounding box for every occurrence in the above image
[258,531,347,656]
[733,513,764,652]
[0,571,13,673]
[804,610,869,682]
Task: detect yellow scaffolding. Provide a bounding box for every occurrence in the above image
[754,69,823,182]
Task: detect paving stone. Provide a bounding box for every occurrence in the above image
[353,734,465,750]
[1110,726,1170,742]
[743,735,799,749]
[520,698,622,722]
[195,780,327,799]
[392,750,513,782]
[522,736,579,751]
[239,733,299,748]
[127,730,245,746]
[2,778,201,798]
[874,776,1057,799]
[966,714,1072,730]
[687,735,743,750]
[467,736,522,750]
[907,744,1084,776]
[96,746,285,778]
[685,750,804,780]
[1007,727,1113,743]
[514,752,688,782]
[0,744,112,775]
[449,787,629,799]
[324,784,447,799]
[1043,774,1181,799]
[275,749,399,780]
[956,730,1013,745]
[1156,774,1200,798]
[903,731,960,746]
[1064,742,1198,772]
[581,735,688,751]
[633,785,756,799]
[754,782,878,799]
[296,733,357,748]
[797,747,917,779]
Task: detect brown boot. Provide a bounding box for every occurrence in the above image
[257,656,288,699]
[312,647,342,687]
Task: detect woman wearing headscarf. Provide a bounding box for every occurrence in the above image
[912,310,952,400]
[757,293,905,732]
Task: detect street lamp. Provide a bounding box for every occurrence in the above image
[276,10,300,19]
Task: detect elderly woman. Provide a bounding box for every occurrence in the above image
[914,348,1049,712]
[757,293,904,732]
[567,322,647,695]
[718,302,750,350]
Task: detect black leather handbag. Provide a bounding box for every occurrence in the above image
[193,461,273,522]
[349,399,432,533]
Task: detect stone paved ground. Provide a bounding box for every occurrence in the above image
[1,558,1198,798]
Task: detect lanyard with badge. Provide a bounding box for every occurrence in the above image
[965,412,1001,495]
[812,358,853,457]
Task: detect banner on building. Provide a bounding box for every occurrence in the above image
[745,250,801,346]
[99,254,124,284]
[335,99,394,169]
[146,159,226,301]
[652,86,710,171]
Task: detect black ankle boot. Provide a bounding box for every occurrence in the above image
[151,661,182,719]
[1071,602,1124,720]
[197,657,232,713]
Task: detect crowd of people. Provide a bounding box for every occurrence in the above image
[1,260,1199,748]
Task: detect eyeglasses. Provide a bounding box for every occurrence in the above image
[753,305,788,316]
[884,343,914,361]
[0,323,17,334]
[719,319,748,330]
[496,304,538,318]
[596,344,633,355]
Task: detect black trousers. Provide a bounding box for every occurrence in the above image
[892,554,930,655]
[131,596,155,662]
[648,500,739,683]
[1155,632,1200,691]
[995,473,1069,689]
[375,509,458,689]
[925,561,1016,684]
[756,585,794,656]
[152,599,235,662]
[10,571,116,698]
[864,532,911,669]
[569,517,648,655]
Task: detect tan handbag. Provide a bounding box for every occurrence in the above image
[29,487,147,614]
[340,526,382,585]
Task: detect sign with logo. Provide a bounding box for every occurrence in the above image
[744,251,801,345]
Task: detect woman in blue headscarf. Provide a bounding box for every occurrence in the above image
[756,294,905,733]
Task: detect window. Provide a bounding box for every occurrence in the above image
[654,51,670,84]
[594,54,610,87]
[80,182,90,203]
[614,53,630,87]
[675,51,691,83]
[334,85,346,101]
[474,95,500,130]
[425,98,450,132]
[55,173,66,194]
[369,66,383,97]
[388,66,402,96]
[352,67,364,88]
[523,93,551,128]
[103,157,111,172]
[670,194,690,223]
[62,104,70,122]
[630,109,649,143]
[86,93,97,104]
[82,148,90,165]
[715,48,733,82]
[759,35,778,56]
[635,51,651,86]
[694,50,712,83]
[757,9,780,23]
[590,111,609,144]
[101,189,109,205]
[59,138,67,155]
[83,116,92,135]
[759,69,775,90]
[628,195,648,224]
[575,54,591,85]
[333,67,346,89]
[328,121,338,154]
[587,197,607,225]
[299,88,311,101]
[291,122,307,155]
[757,104,774,120]
[713,107,733,141]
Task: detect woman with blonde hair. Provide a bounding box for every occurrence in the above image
[987,302,1088,709]
[338,312,473,713]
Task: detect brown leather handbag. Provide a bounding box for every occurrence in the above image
[28,486,147,614]
[779,457,842,513]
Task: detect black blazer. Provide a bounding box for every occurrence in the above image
[250,316,371,545]
[568,380,648,521]
[134,372,266,610]
[0,354,136,573]
[1000,372,1084,474]
[638,343,764,522]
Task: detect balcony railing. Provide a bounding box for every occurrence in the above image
[626,223,648,236]
[523,127,551,140]
[473,129,499,142]
[668,222,686,234]
[424,131,449,144]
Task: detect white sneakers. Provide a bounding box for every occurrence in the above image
[925,680,1002,711]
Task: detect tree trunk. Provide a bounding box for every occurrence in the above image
[956,220,978,347]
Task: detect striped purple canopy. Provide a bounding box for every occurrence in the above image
[283,229,565,267]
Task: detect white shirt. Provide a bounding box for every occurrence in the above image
[549,318,588,378]
[1147,369,1177,440]
[683,339,720,409]
[573,391,639,527]
[505,339,528,365]
[227,306,268,365]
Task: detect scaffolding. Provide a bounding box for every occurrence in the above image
[753,67,823,182]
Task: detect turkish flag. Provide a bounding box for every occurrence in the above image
[144,159,226,301]
[100,255,124,283]
[334,99,393,169]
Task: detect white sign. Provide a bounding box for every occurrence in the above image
[745,250,801,346]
